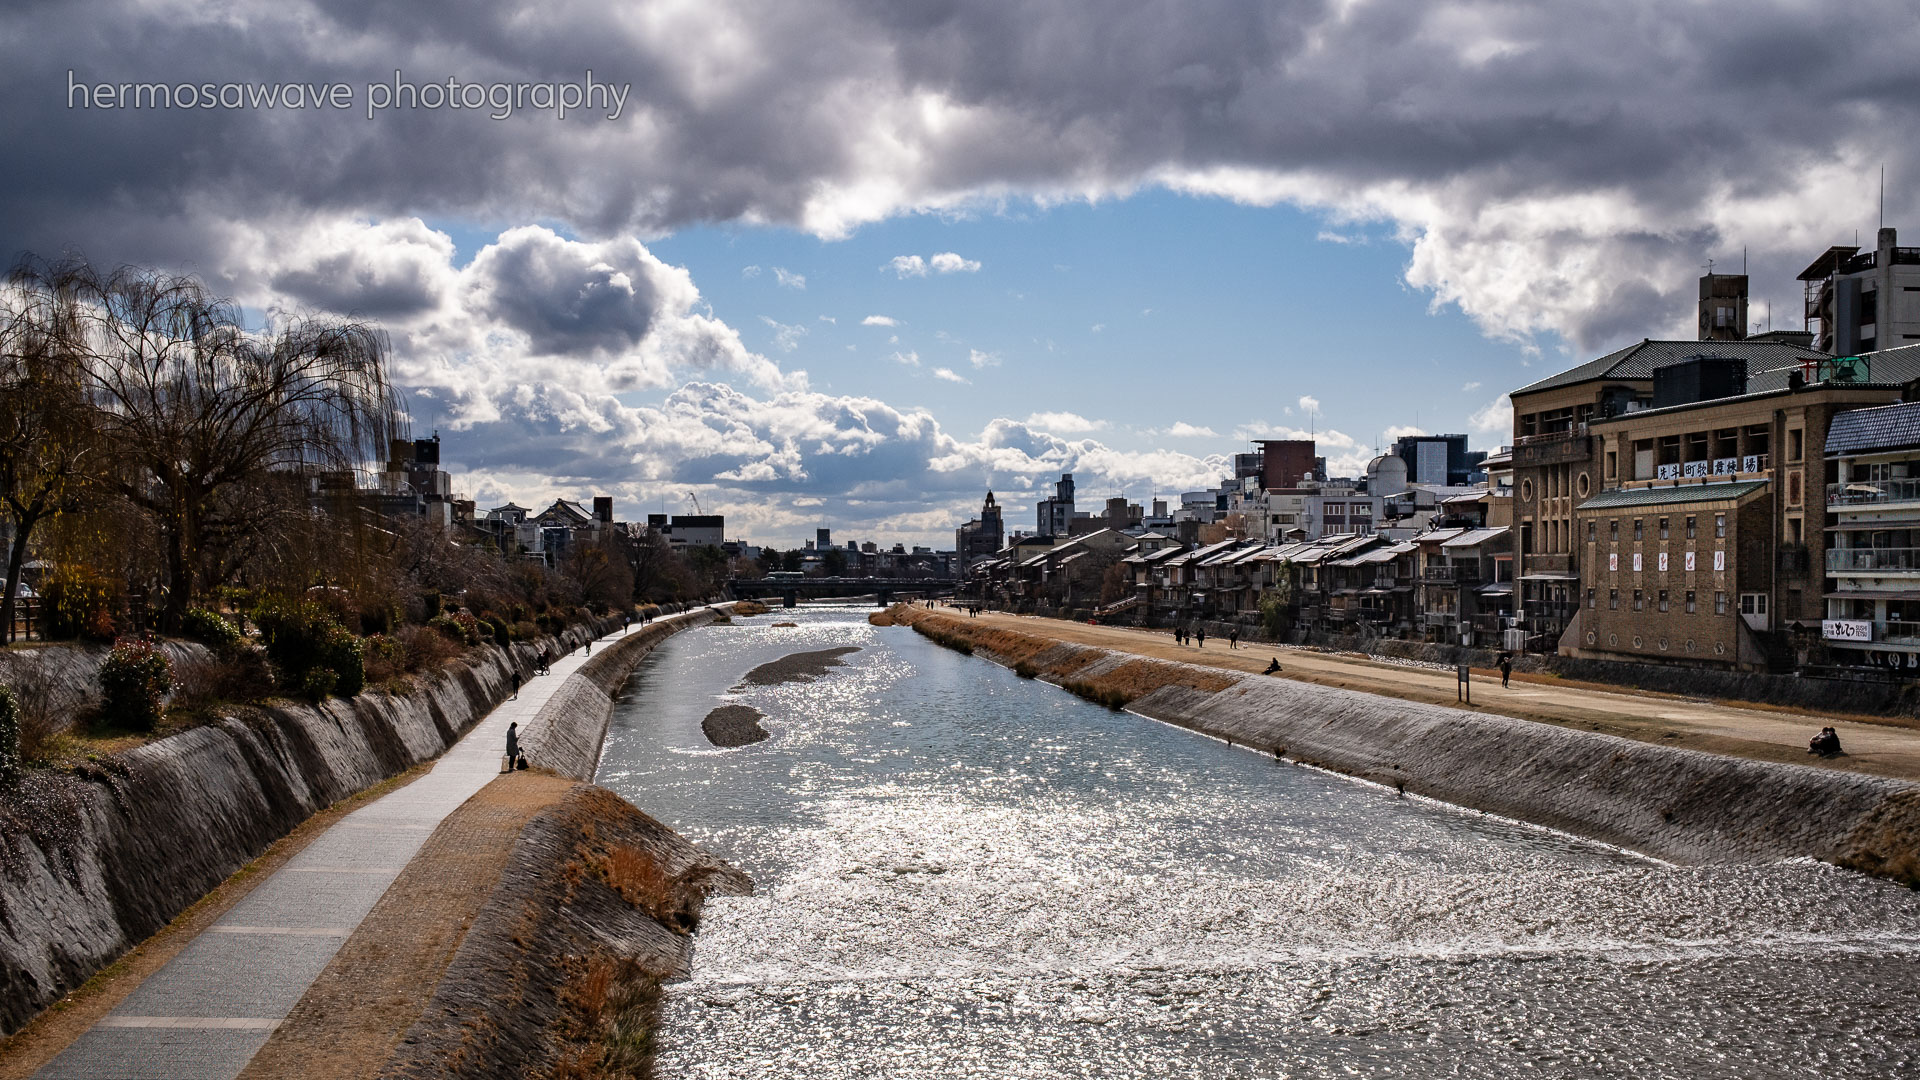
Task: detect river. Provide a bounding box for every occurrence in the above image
[595,606,1920,1078]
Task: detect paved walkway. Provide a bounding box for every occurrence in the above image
[955,609,1920,781]
[34,620,668,1080]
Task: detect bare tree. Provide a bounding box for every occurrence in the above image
[38,260,401,630]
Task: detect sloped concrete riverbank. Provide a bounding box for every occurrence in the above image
[0,617,622,1036]
[876,606,1920,882]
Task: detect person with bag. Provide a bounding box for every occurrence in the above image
[504,721,520,773]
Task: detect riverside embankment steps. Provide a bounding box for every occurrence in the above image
[27,609,714,1080]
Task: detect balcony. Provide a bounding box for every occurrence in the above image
[1513,427,1592,467]
[1828,547,1920,573]
[1829,478,1920,508]
[1420,564,1483,585]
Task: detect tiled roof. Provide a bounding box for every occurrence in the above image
[1826,399,1920,457]
[1441,526,1510,548]
[1511,339,1828,397]
[1575,480,1769,510]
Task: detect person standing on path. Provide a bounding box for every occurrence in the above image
[1229,627,1240,650]
[1499,653,1512,688]
[1195,626,1206,649]
[505,721,519,769]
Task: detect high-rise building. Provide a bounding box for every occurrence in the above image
[1391,433,1487,486]
[1036,473,1075,536]
[1254,440,1317,489]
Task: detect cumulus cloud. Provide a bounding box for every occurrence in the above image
[929,252,981,274]
[1469,395,1514,438]
[1297,395,1321,414]
[862,314,899,326]
[1025,411,1107,434]
[1163,422,1218,438]
[887,255,928,278]
[967,349,1001,369]
[8,2,1919,353]
[932,367,969,384]
[773,267,806,289]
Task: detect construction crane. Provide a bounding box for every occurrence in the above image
[685,491,704,516]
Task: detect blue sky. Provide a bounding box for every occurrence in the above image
[646,191,1549,459]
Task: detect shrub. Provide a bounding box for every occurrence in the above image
[363,633,406,683]
[1014,660,1040,679]
[180,607,243,651]
[253,596,365,699]
[398,623,464,673]
[99,638,173,732]
[428,613,482,645]
[512,620,538,642]
[300,668,339,701]
[453,611,483,645]
[0,684,19,784]
[485,616,510,648]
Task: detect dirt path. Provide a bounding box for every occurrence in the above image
[236,773,576,1080]
[951,608,1920,781]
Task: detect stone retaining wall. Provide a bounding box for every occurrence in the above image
[518,608,720,781]
[0,618,615,1035]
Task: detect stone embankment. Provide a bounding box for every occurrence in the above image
[0,617,617,1035]
[876,605,1920,883]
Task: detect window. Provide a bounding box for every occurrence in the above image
[1609,519,1619,542]
[1586,520,1596,543]
[1685,590,1696,614]
[1606,450,1617,479]
[1658,589,1670,613]
[1633,589,1644,611]
[1633,519,1644,541]
[1659,517,1670,540]
[1715,513,1726,539]
[1685,516,1696,539]
[1521,478,1534,503]
[1715,591,1727,615]
[1788,428,1804,462]
[1740,593,1769,616]
[1586,588,1596,609]
[1788,517,1802,544]
[1609,588,1619,610]
[1577,472,1591,497]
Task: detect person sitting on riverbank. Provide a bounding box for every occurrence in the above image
[1808,726,1844,757]
[1264,657,1281,674]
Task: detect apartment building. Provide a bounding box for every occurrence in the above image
[1505,338,1920,653]
[1822,400,1920,671]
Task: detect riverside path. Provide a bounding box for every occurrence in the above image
[956,608,1920,781]
[29,616,689,1080]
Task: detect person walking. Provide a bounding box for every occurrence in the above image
[504,721,520,772]
[1229,627,1240,650]
[1498,653,1513,688]
[510,669,521,700]
[1195,626,1206,650]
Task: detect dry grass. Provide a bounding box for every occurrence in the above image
[730,599,771,617]
[548,954,671,1080]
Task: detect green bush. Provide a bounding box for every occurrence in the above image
[427,614,476,645]
[300,667,339,701]
[0,684,19,783]
[253,596,365,699]
[99,638,173,731]
[180,607,243,651]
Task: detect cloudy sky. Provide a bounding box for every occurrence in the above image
[8,1,1917,546]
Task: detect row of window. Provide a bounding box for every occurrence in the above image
[1607,550,1727,573]
[1588,587,1730,615]
[1587,514,1726,544]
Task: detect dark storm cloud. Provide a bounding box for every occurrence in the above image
[8,0,1916,539]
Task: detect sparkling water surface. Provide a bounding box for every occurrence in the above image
[596,607,1920,1078]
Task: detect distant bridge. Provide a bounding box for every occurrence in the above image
[727,576,957,607]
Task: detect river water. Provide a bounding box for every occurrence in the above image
[596,607,1920,1078]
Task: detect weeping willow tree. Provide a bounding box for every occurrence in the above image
[28,260,402,631]
[0,269,99,641]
